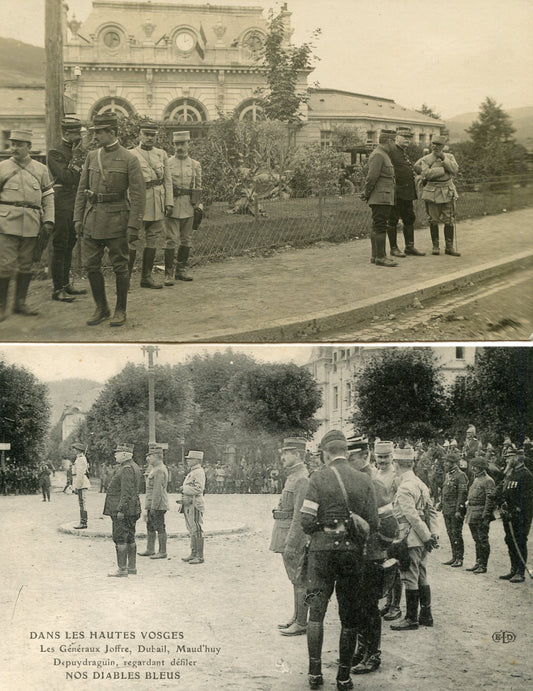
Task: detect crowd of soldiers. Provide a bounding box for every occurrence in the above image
[270,428,533,690]
[0,114,202,326]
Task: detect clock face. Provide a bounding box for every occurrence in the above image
[175,32,195,52]
[103,30,121,48]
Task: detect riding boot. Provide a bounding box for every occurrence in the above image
[13,273,39,315]
[444,224,461,256]
[109,273,128,327]
[74,510,88,529]
[164,249,175,286]
[150,532,167,559]
[140,247,162,288]
[182,534,197,562]
[387,226,405,257]
[86,272,110,325]
[138,531,156,556]
[0,277,10,322]
[189,535,204,564]
[430,223,440,254]
[337,626,357,689]
[175,245,193,281]
[383,572,402,620]
[390,589,419,630]
[307,621,324,689]
[108,544,129,577]
[353,617,381,674]
[418,584,434,626]
[370,231,377,263]
[403,225,425,255]
[127,250,137,280]
[375,234,398,267]
[127,543,137,574]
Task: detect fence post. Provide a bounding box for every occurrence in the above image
[318,190,323,222]
[253,195,259,221]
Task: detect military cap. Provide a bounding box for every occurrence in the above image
[432,135,447,145]
[396,127,413,138]
[115,443,134,454]
[185,450,204,462]
[173,130,191,143]
[319,429,346,450]
[92,113,119,130]
[466,424,476,434]
[378,129,396,143]
[9,129,32,143]
[146,445,163,459]
[61,117,82,131]
[71,442,85,452]
[347,434,369,451]
[471,456,488,469]
[281,437,307,452]
[140,120,159,133]
[374,440,394,455]
[348,449,370,471]
[393,445,416,464]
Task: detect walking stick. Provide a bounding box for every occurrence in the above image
[508,520,533,579]
[451,197,458,253]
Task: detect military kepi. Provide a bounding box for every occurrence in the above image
[173,130,191,143]
[61,117,82,131]
[9,129,32,142]
[281,437,307,452]
[115,443,134,454]
[185,450,204,462]
[140,119,158,133]
[319,429,346,450]
[92,113,119,130]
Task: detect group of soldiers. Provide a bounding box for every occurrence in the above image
[270,429,532,690]
[363,128,460,266]
[0,114,202,326]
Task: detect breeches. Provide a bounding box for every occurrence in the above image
[128,219,165,251]
[147,509,167,534]
[184,505,203,538]
[389,198,416,229]
[399,546,429,590]
[0,234,36,277]
[306,550,364,628]
[77,488,87,512]
[111,514,139,544]
[82,235,129,276]
[165,217,194,249]
[443,513,465,558]
[370,204,392,236]
[282,548,305,585]
[426,201,453,224]
[468,521,490,564]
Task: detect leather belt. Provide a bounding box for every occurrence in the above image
[0,200,41,211]
[172,187,191,197]
[85,191,126,203]
[146,179,163,189]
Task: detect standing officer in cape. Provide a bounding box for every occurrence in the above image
[164,131,202,283]
[128,120,173,289]
[47,116,88,302]
[270,437,310,637]
[73,113,145,327]
[300,430,378,690]
[0,128,54,321]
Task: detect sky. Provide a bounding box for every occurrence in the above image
[2,0,532,118]
[0,344,315,382]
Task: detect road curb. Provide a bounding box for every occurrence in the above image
[200,251,533,342]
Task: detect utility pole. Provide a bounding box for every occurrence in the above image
[142,345,160,446]
[45,0,64,149]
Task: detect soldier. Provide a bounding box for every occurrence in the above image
[164,131,202,282]
[300,430,378,690]
[415,135,460,256]
[47,117,88,302]
[465,456,496,574]
[139,446,169,560]
[103,443,142,577]
[362,130,398,267]
[440,450,468,567]
[179,450,206,565]
[73,113,145,327]
[390,446,439,632]
[462,424,482,479]
[71,442,91,529]
[0,129,54,321]
[387,128,425,258]
[495,448,533,583]
[270,437,309,637]
[128,121,173,289]
[37,460,54,502]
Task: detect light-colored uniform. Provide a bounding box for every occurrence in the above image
[182,462,206,534]
[165,156,202,249]
[415,151,459,224]
[129,146,173,250]
[0,157,54,277]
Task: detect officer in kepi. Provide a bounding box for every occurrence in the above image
[73,113,145,327]
[270,437,310,637]
[0,128,54,321]
[300,430,378,690]
[47,116,88,302]
[465,456,496,574]
[129,120,173,289]
[164,131,202,283]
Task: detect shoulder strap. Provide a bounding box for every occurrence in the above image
[97,148,108,185]
[330,465,350,512]
[0,166,20,194]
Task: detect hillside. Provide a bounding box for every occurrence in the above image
[0,36,44,86]
[46,378,103,426]
[446,106,533,146]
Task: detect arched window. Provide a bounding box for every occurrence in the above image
[164,98,207,124]
[89,97,135,120]
[235,99,265,122]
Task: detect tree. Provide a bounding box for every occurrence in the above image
[448,347,533,445]
[352,348,447,442]
[417,104,441,120]
[465,97,517,176]
[256,11,320,122]
[290,143,346,196]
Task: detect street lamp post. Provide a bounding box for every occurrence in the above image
[142,345,159,446]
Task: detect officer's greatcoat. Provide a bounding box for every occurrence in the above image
[364,145,395,206]
[393,470,439,548]
[103,460,142,516]
[270,462,309,553]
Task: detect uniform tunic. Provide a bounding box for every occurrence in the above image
[465,471,495,567]
[441,465,468,560]
[145,460,169,534]
[415,151,459,224]
[167,156,202,219]
[130,146,173,222]
[182,463,206,537]
[104,459,142,544]
[364,146,395,206]
[496,464,533,574]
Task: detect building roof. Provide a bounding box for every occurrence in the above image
[308,88,445,126]
[0,87,45,116]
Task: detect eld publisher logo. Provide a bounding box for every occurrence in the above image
[492,631,516,644]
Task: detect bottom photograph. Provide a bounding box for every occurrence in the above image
[0,343,531,691]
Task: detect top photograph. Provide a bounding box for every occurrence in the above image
[0,0,531,343]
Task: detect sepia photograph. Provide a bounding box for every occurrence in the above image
[0,0,531,342]
[0,342,532,689]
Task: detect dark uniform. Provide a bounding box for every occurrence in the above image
[103,444,142,577]
[47,117,87,300]
[73,113,145,327]
[465,457,495,573]
[300,430,378,690]
[495,451,533,581]
[440,457,468,565]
